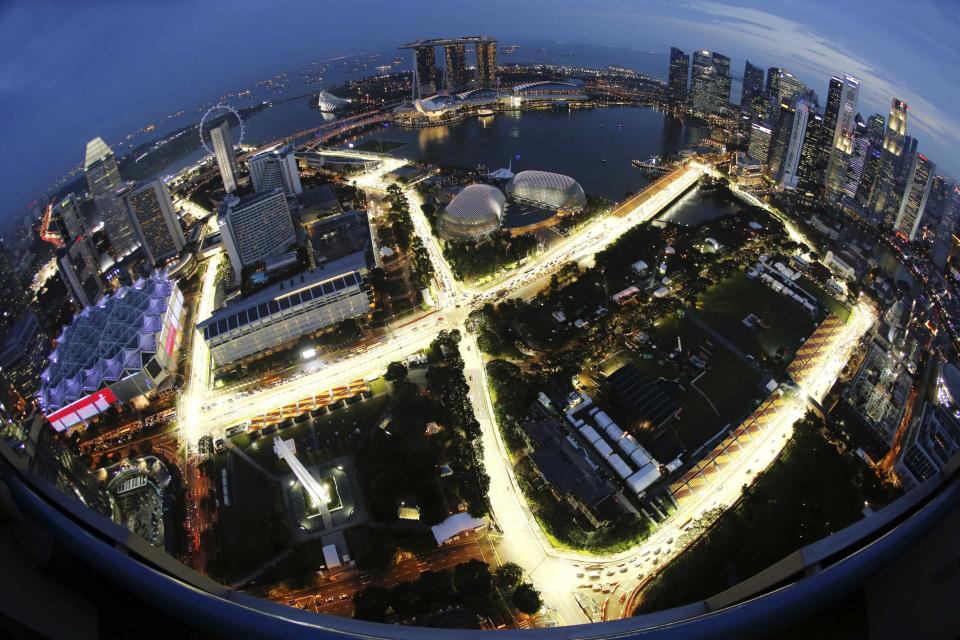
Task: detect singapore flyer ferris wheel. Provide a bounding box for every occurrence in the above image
[199,103,245,155]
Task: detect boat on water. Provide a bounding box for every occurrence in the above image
[477,108,494,117]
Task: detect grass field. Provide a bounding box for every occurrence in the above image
[693,272,817,364]
[599,311,762,454]
[651,312,763,452]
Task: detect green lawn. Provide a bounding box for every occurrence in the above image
[650,312,762,451]
[693,272,817,364]
[634,417,899,615]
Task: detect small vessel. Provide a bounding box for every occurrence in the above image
[477,108,494,117]
[601,158,608,164]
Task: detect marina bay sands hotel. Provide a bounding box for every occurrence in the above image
[399,36,498,99]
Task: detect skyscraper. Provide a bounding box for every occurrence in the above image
[866,113,885,146]
[84,137,137,256]
[780,96,816,189]
[124,180,186,266]
[57,235,105,308]
[247,145,302,196]
[211,121,239,194]
[895,153,934,240]
[748,122,773,165]
[822,75,860,201]
[57,194,86,242]
[843,115,870,199]
[691,51,714,113]
[796,111,825,194]
[711,52,731,113]
[869,98,909,218]
[690,50,730,114]
[667,47,690,106]
[475,41,498,89]
[0,238,27,332]
[218,189,297,286]
[740,60,765,113]
[414,45,437,97]
[767,98,797,179]
[765,68,805,121]
[444,43,467,92]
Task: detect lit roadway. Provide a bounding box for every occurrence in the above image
[175,154,874,625]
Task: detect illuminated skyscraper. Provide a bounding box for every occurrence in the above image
[414,45,437,97]
[895,153,934,240]
[475,40,498,89]
[57,235,105,308]
[821,75,860,201]
[210,121,239,194]
[0,238,27,332]
[868,98,909,218]
[740,60,765,114]
[780,96,816,189]
[84,137,137,256]
[247,145,302,196]
[57,194,86,242]
[690,50,730,114]
[796,110,824,194]
[767,98,797,179]
[124,180,185,266]
[866,113,885,147]
[748,122,772,165]
[667,47,690,106]
[444,43,467,92]
[766,69,805,120]
[843,114,870,199]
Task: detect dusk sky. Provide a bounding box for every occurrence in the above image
[1,0,958,234]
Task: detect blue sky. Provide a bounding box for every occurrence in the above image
[1,0,957,232]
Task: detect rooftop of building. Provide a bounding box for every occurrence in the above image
[39,272,177,412]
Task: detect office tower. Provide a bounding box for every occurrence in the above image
[740,60,765,112]
[211,121,239,194]
[869,99,909,218]
[475,40,498,89]
[897,136,918,182]
[444,43,467,92]
[843,115,870,198]
[895,153,934,240]
[821,75,860,200]
[247,145,302,196]
[667,47,690,106]
[57,194,86,242]
[866,113,885,146]
[858,147,883,206]
[84,137,137,256]
[764,66,781,116]
[690,50,729,114]
[796,111,824,194]
[57,235,105,308]
[690,51,714,113]
[933,184,960,269]
[413,45,437,98]
[124,180,185,265]
[748,122,772,165]
[0,313,49,402]
[779,96,815,189]
[766,69,805,120]
[710,52,731,113]
[218,189,296,286]
[767,98,797,179]
[0,238,27,331]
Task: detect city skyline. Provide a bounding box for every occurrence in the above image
[1,5,959,635]
[1,0,959,232]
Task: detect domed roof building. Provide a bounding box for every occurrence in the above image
[506,170,586,212]
[437,184,505,242]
